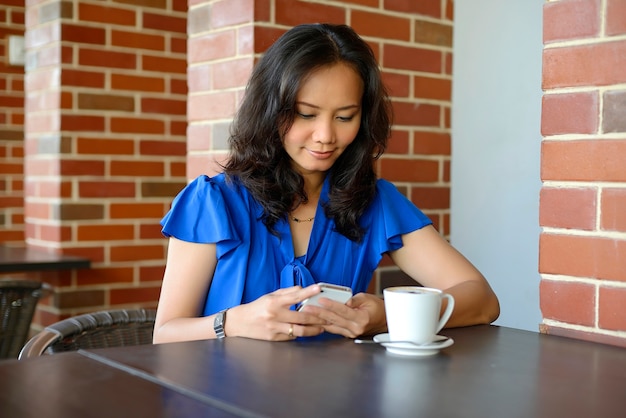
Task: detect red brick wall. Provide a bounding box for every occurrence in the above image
[0,1,25,244]
[540,0,626,346]
[18,0,188,326]
[187,0,455,293]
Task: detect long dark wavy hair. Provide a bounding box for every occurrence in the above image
[223,23,392,242]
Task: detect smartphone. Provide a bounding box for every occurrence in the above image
[297,283,353,311]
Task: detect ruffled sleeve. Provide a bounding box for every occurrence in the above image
[160,175,241,257]
[366,179,433,259]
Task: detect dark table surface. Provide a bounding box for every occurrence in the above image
[3,325,625,417]
[0,245,90,273]
[0,351,239,418]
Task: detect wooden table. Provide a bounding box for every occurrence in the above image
[0,245,90,273]
[2,325,625,417]
[0,351,239,417]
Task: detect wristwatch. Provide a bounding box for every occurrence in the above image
[214,309,227,339]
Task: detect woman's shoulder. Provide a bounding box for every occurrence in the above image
[366,177,432,226]
[161,173,249,244]
[188,172,232,189]
[185,173,247,199]
[374,178,405,198]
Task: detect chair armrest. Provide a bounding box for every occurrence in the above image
[18,329,63,360]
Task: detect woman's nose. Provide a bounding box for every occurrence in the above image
[312,119,334,144]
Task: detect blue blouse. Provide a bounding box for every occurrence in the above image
[160,173,432,316]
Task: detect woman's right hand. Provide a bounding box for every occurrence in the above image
[225,285,328,341]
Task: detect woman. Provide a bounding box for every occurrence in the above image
[153,23,499,343]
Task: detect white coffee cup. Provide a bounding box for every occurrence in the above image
[383,286,455,344]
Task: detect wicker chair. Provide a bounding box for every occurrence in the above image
[18,308,156,360]
[0,279,51,360]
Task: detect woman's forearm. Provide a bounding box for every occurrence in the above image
[153,315,218,344]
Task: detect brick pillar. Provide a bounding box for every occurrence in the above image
[23,0,188,325]
[187,0,256,177]
[0,1,26,244]
[540,0,626,347]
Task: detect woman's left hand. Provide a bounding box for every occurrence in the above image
[299,292,387,338]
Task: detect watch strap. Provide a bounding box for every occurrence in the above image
[214,309,227,339]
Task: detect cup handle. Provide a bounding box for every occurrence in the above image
[436,293,455,333]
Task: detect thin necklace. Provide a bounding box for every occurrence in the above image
[290,215,314,223]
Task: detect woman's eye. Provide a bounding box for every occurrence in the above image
[337,115,355,122]
[297,112,314,119]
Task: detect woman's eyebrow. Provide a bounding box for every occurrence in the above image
[296,101,360,111]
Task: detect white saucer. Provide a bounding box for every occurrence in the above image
[373,333,454,357]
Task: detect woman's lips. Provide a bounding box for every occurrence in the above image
[308,149,334,159]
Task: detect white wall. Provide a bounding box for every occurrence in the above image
[451,0,544,331]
